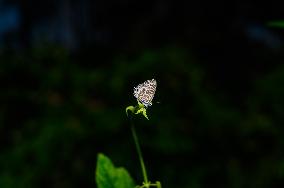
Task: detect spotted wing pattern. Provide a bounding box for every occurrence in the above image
[133,79,157,108]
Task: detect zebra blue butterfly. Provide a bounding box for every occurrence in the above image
[133,79,157,108]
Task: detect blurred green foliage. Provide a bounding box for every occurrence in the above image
[0,44,284,188]
[267,21,284,28]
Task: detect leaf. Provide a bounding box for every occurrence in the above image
[96,153,135,188]
[126,101,150,120]
[126,106,136,117]
[135,108,149,120]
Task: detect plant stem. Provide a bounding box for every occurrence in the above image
[130,121,149,184]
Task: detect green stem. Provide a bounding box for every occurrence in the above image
[130,121,149,184]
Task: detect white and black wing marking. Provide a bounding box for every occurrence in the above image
[133,79,157,108]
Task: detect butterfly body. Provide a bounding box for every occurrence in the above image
[133,79,157,108]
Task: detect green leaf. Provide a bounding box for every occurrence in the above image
[135,107,149,120]
[96,153,135,188]
[126,101,150,120]
[126,106,136,117]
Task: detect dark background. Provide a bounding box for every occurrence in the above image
[1,0,284,187]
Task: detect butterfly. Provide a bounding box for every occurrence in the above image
[133,79,157,108]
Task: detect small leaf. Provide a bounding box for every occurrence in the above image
[126,106,136,117]
[126,100,150,120]
[135,108,149,120]
[96,153,135,188]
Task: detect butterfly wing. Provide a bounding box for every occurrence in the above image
[133,79,157,107]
